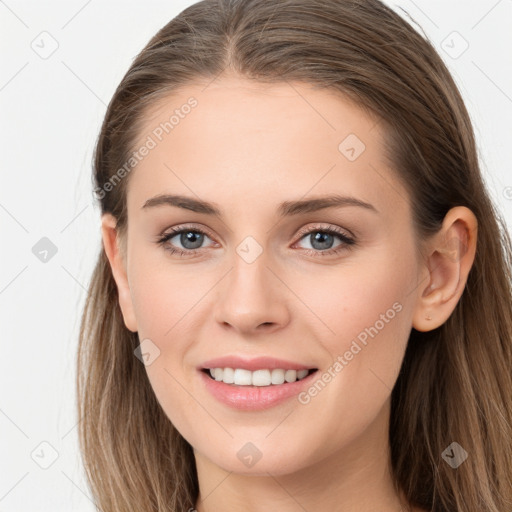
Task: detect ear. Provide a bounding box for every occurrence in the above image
[101,213,138,332]
[412,206,478,332]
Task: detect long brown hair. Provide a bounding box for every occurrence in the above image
[77,0,512,510]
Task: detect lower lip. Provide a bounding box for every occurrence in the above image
[199,370,317,410]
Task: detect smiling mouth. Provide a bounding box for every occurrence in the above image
[202,368,318,386]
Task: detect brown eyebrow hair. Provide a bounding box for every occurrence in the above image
[141,193,378,217]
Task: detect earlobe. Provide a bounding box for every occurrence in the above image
[412,206,477,332]
[100,214,138,333]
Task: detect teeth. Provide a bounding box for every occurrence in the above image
[222,367,235,384]
[285,369,297,383]
[251,369,271,386]
[271,369,285,385]
[206,367,312,386]
[234,369,252,385]
[297,369,309,379]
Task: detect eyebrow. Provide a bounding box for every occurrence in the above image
[141,193,378,217]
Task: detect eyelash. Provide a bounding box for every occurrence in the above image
[155,223,356,258]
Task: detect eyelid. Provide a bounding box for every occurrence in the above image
[161,222,354,241]
[157,222,356,257]
[294,222,355,241]
[162,223,217,242]
[154,223,218,255]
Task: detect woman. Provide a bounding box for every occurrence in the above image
[77,0,512,511]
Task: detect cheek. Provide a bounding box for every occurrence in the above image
[128,258,200,433]
[128,250,200,340]
[293,247,416,392]
[280,253,415,453]
[298,251,414,338]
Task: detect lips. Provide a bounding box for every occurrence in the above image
[200,356,317,385]
[200,355,315,372]
[198,355,318,410]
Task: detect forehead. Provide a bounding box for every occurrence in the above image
[126,76,410,220]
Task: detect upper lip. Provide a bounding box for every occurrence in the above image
[200,356,316,371]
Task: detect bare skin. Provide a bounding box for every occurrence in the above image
[101,74,477,512]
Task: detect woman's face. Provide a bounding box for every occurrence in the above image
[109,75,427,475]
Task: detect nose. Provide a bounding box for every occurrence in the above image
[213,250,290,336]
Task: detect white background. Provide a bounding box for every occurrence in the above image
[1,0,511,510]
